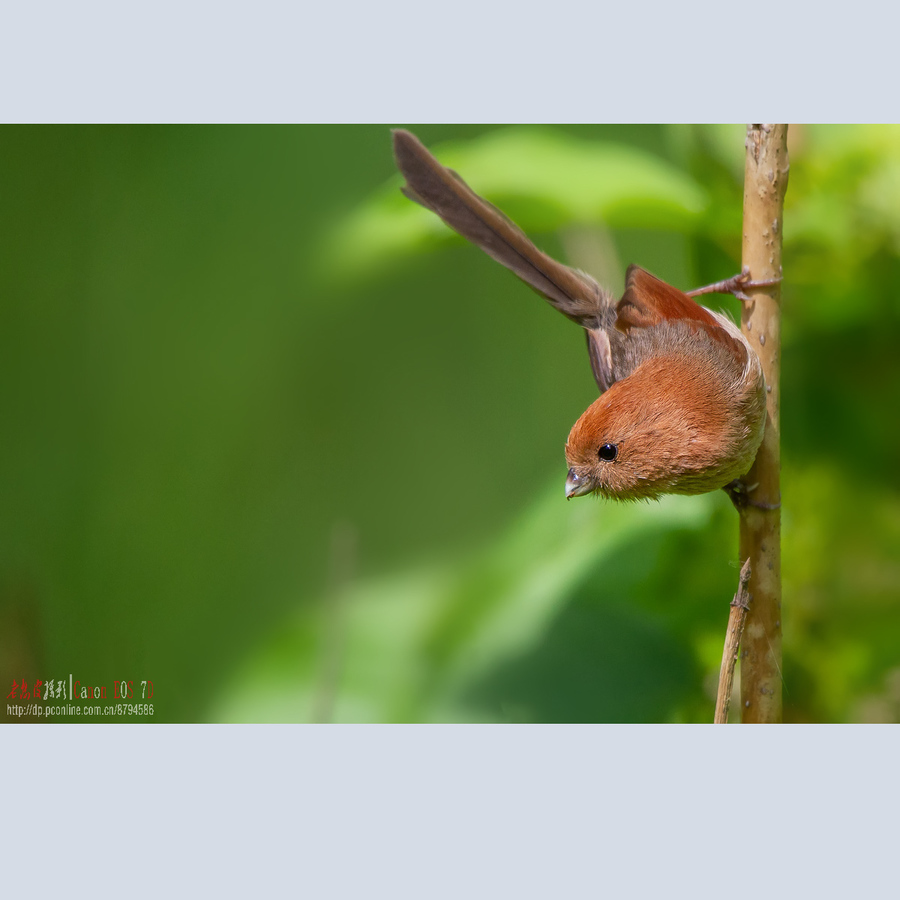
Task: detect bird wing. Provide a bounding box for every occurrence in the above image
[616,265,721,330]
[616,265,749,369]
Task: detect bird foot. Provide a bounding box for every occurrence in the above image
[688,267,782,303]
[723,479,781,511]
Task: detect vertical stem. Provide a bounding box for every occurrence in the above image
[739,125,789,723]
[311,521,356,723]
[714,558,752,724]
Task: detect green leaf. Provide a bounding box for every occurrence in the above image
[211,482,716,723]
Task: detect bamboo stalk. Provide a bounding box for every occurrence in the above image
[738,125,788,724]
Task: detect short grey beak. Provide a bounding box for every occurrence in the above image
[565,468,592,499]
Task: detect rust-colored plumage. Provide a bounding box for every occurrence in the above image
[392,129,766,502]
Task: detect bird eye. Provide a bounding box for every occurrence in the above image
[598,443,618,462]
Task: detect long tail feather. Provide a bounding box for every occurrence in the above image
[392,129,610,326]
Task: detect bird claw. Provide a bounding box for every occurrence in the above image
[723,478,781,511]
[688,266,782,303]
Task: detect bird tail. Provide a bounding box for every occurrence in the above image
[392,129,612,328]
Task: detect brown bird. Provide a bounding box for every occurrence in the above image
[392,129,768,503]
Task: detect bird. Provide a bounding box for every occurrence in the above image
[391,129,769,504]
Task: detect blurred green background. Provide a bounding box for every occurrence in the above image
[2,125,898,723]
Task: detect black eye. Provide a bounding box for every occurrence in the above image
[598,443,618,461]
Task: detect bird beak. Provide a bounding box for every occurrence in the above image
[565,468,593,499]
